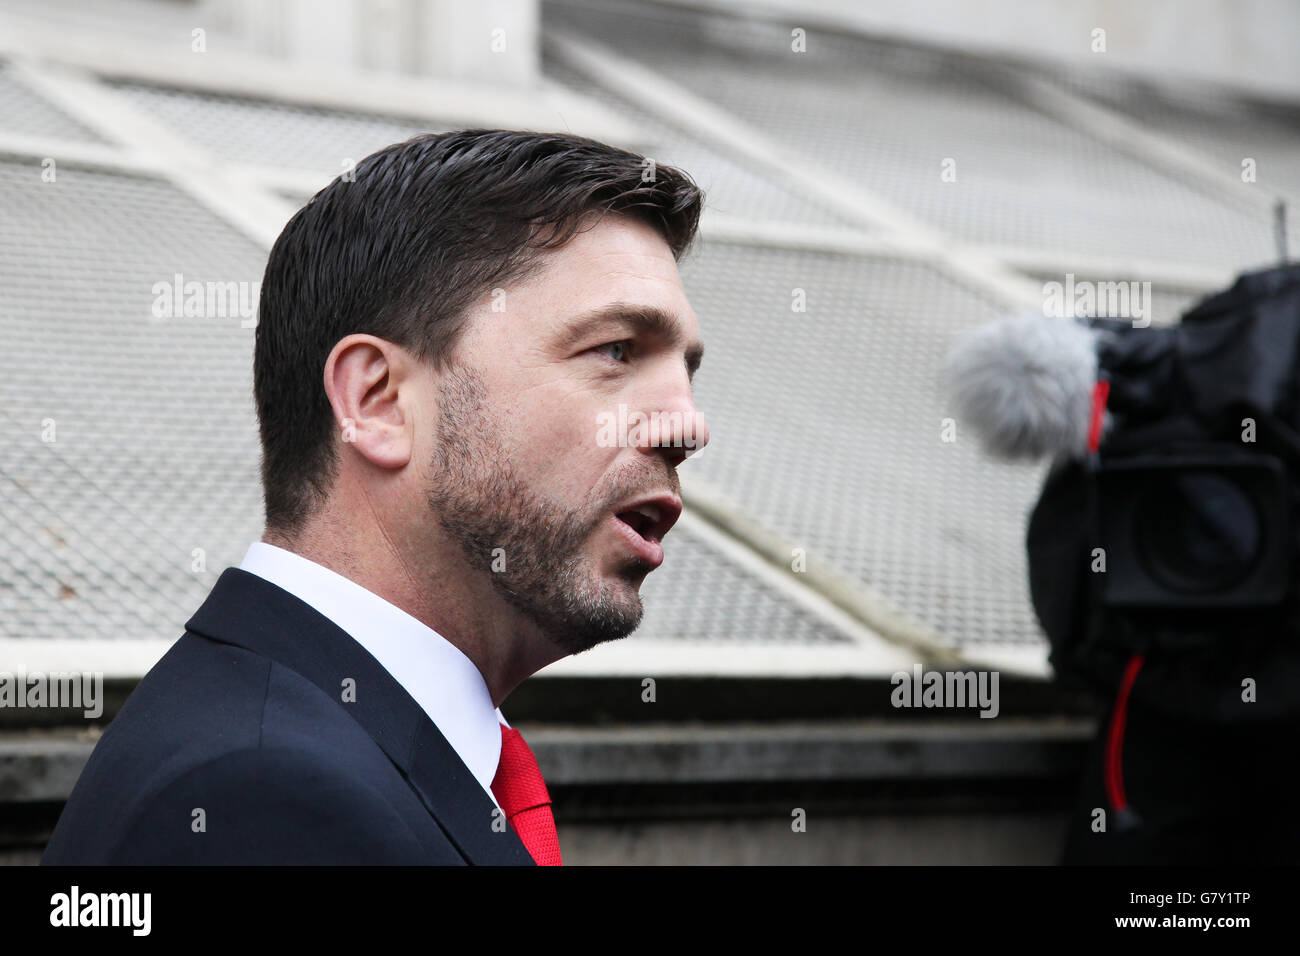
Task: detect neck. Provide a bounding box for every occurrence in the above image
[262,509,562,707]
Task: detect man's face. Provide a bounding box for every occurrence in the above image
[425,214,708,657]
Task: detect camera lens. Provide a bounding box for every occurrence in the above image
[1134,472,1262,593]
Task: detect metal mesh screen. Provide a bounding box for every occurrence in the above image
[0,63,107,143]
[0,160,267,640]
[7,0,1287,668]
[542,52,863,228]
[545,0,1279,272]
[0,159,859,648]
[1033,62,1300,209]
[680,238,1049,649]
[638,522,852,645]
[108,81,454,172]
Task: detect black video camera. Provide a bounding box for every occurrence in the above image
[1027,265,1300,723]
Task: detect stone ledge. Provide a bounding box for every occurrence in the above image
[0,717,1096,804]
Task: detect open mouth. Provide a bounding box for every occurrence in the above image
[608,497,679,569]
[614,508,658,541]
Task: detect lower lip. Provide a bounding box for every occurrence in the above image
[608,514,665,568]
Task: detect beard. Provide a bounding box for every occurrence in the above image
[425,361,657,656]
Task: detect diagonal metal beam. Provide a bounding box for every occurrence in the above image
[9,58,298,248]
[547,29,1046,312]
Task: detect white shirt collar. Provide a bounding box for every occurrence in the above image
[238,541,504,807]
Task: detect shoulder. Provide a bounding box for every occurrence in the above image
[51,633,465,864]
[106,744,455,864]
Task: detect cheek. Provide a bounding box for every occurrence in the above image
[511,400,614,502]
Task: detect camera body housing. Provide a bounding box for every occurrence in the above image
[1025,264,1300,721]
[1094,449,1292,609]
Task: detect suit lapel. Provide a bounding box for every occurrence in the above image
[185,567,536,865]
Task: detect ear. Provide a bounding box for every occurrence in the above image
[322,334,414,470]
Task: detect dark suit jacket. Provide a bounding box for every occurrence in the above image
[41,567,536,865]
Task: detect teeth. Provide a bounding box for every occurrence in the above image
[635,503,661,525]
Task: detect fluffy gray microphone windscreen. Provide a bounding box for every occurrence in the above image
[944,314,1101,461]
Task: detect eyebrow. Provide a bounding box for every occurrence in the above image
[558,303,704,381]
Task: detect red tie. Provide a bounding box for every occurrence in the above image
[491,724,563,866]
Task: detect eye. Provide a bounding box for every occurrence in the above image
[592,340,633,364]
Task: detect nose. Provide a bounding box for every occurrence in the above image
[635,386,709,469]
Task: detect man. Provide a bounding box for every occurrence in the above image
[41,129,709,865]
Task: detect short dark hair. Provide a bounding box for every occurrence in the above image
[254,129,704,537]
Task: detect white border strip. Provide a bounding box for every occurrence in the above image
[541,638,922,678]
[0,635,1048,680]
[0,639,172,679]
[0,132,167,176]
